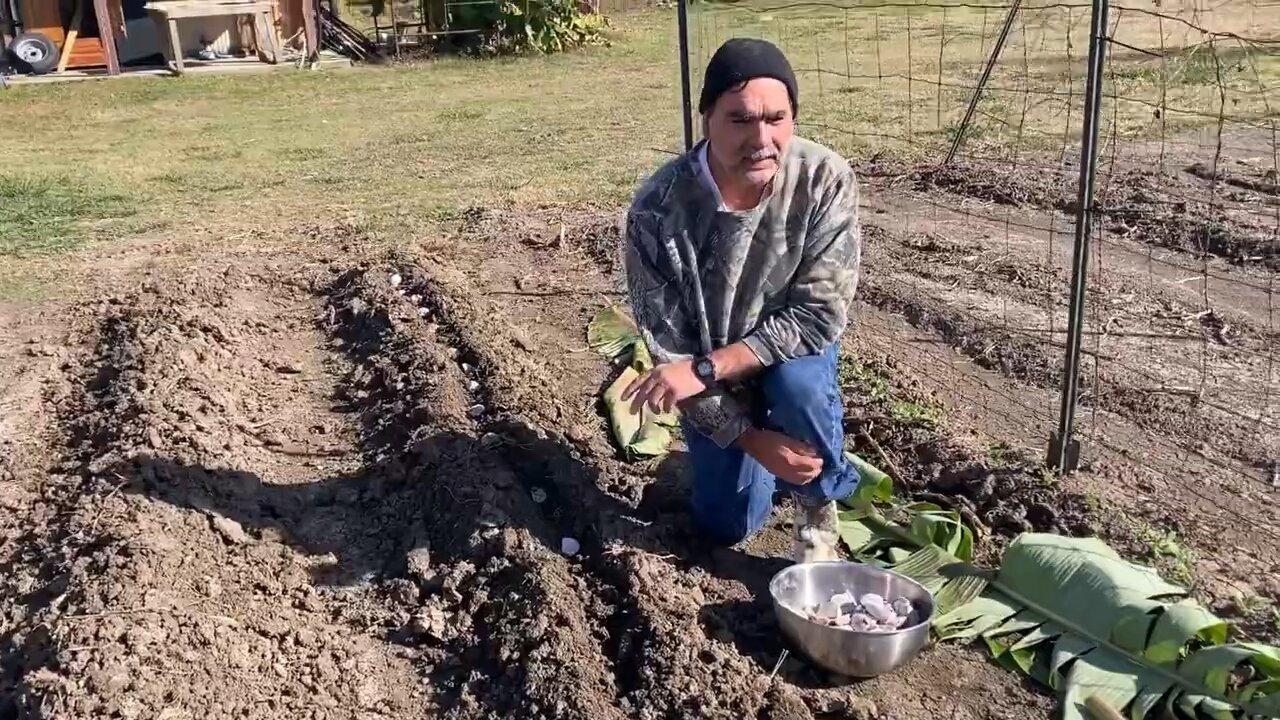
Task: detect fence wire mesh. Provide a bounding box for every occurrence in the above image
[682,0,1280,533]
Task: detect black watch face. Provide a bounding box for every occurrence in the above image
[696,358,714,378]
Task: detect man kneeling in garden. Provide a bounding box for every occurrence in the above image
[622,38,863,563]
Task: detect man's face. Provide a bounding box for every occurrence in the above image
[704,77,795,188]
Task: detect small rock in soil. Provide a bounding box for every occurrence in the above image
[293,628,319,648]
[467,404,486,418]
[210,514,252,545]
[199,577,223,598]
[276,361,304,374]
[260,428,287,446]
[560,537,581,556]
[761,686,811,720]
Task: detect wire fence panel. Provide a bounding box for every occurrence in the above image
[1080,4,1280,496]
[681,0,1280,498]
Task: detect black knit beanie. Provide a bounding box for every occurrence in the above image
[698,38,798,117]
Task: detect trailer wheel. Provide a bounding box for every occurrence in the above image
[8,32,58,75]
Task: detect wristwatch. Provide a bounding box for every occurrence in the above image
[693,355,717,385]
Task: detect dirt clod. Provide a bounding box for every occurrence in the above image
[210,513,252,544]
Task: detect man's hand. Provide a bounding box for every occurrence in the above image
[738,428,824,484]
[621,360,706,415]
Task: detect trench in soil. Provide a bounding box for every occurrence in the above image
[890,158,1280,270]
[858,217,1278,481]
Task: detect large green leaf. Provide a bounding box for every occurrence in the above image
[934,533,1280,720]
[587,305,649,367]
[893,542,985,613]
[590,306,675,459]
[844,453,893,505]
[601,366,676,460]
[834,454,985,620]
[904,502,974,562]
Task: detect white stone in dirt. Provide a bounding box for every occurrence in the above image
[389,273,402,287]
[467,404,485,419]
[467,380,481,392]
[210,514,251,545]
[560,537,581,556]
[418,307,431,317]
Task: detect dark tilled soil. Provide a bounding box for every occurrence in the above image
[837,352,1107,563]
[0,224,1056,720]
[858,220,1278,478]
[880,158,1280,269]
[3,187,1276,719]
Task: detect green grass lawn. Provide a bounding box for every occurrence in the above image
[1,0,1275,282]
[0,9,682,265]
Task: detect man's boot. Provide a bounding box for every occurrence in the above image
[792,493,840,563]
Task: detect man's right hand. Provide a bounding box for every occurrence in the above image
[737,428,824,484]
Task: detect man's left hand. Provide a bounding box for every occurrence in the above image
[621,360,706,415]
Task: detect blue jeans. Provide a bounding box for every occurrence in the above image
[682,344,860,544]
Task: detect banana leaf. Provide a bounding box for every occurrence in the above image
[843,452,893,505]
[904,502,974,562]
[835,454,972,562]
[587,305,650,368]
[933,533,1280,720]
[601,365,677,460]
[834,454,982,615]
[590,305,675,458]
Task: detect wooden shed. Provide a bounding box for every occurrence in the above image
[2,0,320,76]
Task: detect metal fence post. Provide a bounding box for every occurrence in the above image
[1049,0,1110,472]
[677,0,694,152]
[944,0,1022,166]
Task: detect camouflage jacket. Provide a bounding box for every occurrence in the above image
[623,136,862,449]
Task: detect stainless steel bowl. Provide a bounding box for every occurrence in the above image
[769,561,935,678]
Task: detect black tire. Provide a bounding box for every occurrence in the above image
[8,31,58,75]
